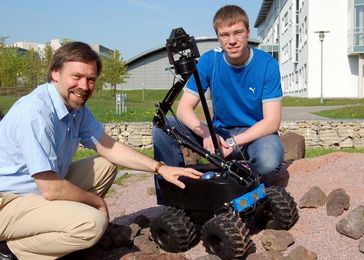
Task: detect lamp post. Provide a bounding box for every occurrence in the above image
[314,31,330,104]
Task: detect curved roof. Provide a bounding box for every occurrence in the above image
[126,36,260,66]
[254,0,273,28]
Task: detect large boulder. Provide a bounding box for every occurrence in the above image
[336,205,364,239]
[299,186,326,209]
[280,132,305,162]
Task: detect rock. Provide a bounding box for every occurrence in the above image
[62,243,105,259]
[129,223,142,241]
[298,186,326,208]
[336,205,364,239]
[147,186,157,196]
[98,222,136,250]
[119,252,190,260]
[141,227,152,238]
[326,188,350,216]
[182,147,200,165]
[286,246,317,260]
[246,251,284,260]
[108,223,134,248]
[133,234,159,254]
[106,246,137,259]
[280,132,305,162]
[195,255,222,260]
[259,229,295,252]
[97,226,115,250]
[359,239,364,253]
[133,214,151,229]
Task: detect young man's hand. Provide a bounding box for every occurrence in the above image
[219,138,234,158]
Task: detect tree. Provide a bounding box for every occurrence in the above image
[100,50,129,96]
[22,48,42,88]
[0,45,24,88]
[40,43,54,83]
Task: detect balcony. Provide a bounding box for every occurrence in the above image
[348,0,364,55]
[348,27,364,55]
[259,44,279,60]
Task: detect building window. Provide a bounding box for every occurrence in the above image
[283,11,289,32]
[354,4,364,46]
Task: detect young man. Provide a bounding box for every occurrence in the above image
[0,42,201,259]
[153,5,284,198]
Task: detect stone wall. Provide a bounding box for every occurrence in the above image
[104,120,364,149]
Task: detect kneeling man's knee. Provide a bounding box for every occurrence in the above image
[71,210,108,248]
[254,153,283,176]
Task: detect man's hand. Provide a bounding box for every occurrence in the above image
[94,197,110,220]
[199,124,225,155]
[158,166,202,189]
[34,171,110,219]
[219,138,234,158]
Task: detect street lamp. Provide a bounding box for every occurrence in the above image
[314,31,330,104]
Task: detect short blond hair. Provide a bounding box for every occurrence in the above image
[213,5,250,34]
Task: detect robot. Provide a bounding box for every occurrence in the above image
[150,28,298,259]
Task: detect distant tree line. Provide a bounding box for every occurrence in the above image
[0,36,129,97]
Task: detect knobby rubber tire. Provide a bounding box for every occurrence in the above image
[201,212,253,259]
[150,207,196,252]
[257,186,299,230]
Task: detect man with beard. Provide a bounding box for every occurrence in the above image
[0,42,201,259]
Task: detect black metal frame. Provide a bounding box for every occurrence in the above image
[153,27,256,187]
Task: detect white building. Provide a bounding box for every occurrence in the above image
[12,39,112,58]
[255,0,364,98]
[117,37,259,90]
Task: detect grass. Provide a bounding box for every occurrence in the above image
[305,147,364,158]
[282,97,364,106]
[73,146,364,166]
[87,89,178,122]
[313,106,364,119]
[73,147,154,167]
[3,89,364,160]
[2,90,364,121]
[114,173,131,185]
[282,97,364,119]
[72,148,98,161]
[0,96,20,114]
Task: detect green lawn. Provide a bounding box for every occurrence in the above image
[0,96,20,114]
[282,96,364,119]
[313,105,364,119]
[282,97,364,106]
[73,147,364,164]
[2,90,364,121]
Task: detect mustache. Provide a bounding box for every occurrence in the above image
[72,88,90,97]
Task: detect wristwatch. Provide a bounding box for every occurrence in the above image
[226,137,238,150]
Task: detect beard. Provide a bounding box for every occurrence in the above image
[66,88,91,109]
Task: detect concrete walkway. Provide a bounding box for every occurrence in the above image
[282,105,351,120]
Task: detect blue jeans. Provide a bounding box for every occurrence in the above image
[153,116,284,203]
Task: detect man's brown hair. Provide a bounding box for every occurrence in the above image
[47,41,102,82]
[213,5,250,34]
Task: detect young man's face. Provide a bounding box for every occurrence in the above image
[51,61,97,110]
[217,21,250,65]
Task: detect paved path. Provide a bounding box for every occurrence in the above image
[204,100,349,121]
[282,105,351,120]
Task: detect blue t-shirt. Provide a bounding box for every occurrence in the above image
[0,83,104,194]
[186,47,282,128]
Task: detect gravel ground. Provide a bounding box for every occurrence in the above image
[105,152,364,259]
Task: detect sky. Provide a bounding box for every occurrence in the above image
[0,0,264,61]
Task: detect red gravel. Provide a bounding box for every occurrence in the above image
[105,152,364,259]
